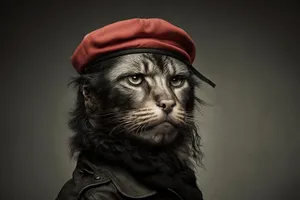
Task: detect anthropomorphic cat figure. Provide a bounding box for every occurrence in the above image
[55,18,215,200]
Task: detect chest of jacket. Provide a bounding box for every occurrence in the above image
[55,158,185,200]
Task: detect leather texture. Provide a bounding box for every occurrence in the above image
[55,155,183,200]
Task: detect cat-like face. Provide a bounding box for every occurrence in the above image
[83,53,197,145]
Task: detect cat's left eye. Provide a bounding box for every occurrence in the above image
[127,74,144,86]
[170,76,186,88]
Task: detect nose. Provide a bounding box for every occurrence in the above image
[156,100,176,114]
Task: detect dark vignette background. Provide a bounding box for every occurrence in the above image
[1,1,299,200]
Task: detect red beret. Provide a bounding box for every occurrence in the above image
[71,18,215,87]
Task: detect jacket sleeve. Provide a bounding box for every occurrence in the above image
[55,179,80,200]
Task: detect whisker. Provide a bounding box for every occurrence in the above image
[177,111,186,115]
[136,108,153,112]
[134,119,157,126]
[124,118,156,134]
[94,108,155,118]
[122,115,157,122]
[130,112,155,117]
[119,122,139,134]
[139,122,148,135]
[108,121,130,135]
[134,123,144,136]
[125,123,140,134]
[99,110,131,114]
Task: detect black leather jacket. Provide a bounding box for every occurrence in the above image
[55,155,185,200]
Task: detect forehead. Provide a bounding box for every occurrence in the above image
[108,53,190,79]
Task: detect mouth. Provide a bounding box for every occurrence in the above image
[145,116,176,130]
[130,114,180,145]
[155,121,175,131]
[140,118,179,145]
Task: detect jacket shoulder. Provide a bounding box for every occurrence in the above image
[55,169,115,200]
[55,157,157,200]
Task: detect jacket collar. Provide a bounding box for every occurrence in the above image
[76,154,157,198]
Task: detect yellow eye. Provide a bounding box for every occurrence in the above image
[170,76,185,87]
[127,74,143,85]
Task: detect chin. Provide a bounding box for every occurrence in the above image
[137,122,180,146]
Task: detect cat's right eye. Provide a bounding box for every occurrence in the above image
[127,74,144,86]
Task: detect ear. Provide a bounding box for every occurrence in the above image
[82,84,92,101]
[82,84,98,113]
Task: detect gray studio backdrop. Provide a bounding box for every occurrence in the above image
[2,2,299,200]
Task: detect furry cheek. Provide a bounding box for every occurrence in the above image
[117,82,147,103]
[173,82,191,107]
